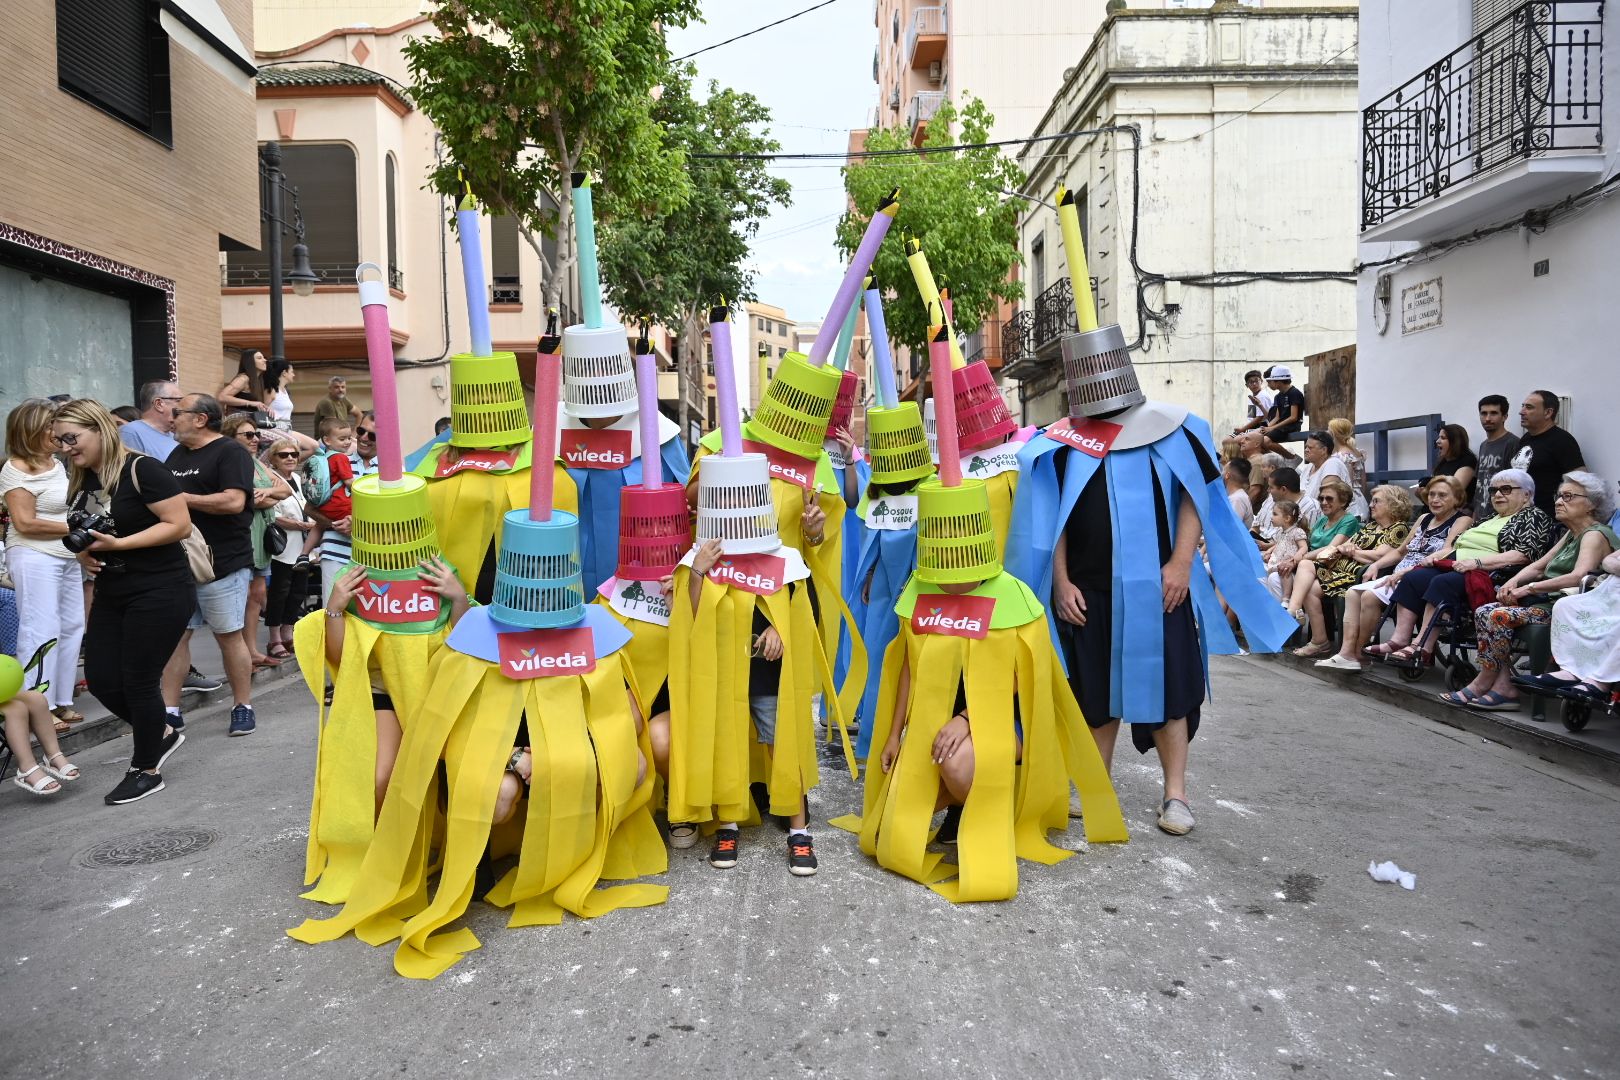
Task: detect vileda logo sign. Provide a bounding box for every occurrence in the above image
[496,627,597,679]
[435,447,520,477]
[562,428,632,470]
[350,579,442,623]
[743,440,815,491]
[911,594,996,639]
[706,553,786,596]
[1044,418,1122,459]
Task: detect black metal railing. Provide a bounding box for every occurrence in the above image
[1362,0,1603,230]
[491,282,521,305]
[1001,310,1034,367]
[388,265,403,291]
[1031,278,1076,352]
[222,260,347,287]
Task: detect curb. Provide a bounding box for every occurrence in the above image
[55,658,312,759]
[1241,650,1620,786]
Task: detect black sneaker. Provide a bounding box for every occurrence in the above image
[787,833,818,877]
[154,730,186,772]
[229,704,256,737]
[935,804,962,845]
[183,667,222,692]
[105,769,165,805]
[708,828,740,869]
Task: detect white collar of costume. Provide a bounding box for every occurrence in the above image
[552,403,679,459]
[1097,399,1190,451]
[678,543,811,584]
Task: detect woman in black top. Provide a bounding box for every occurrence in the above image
[1431,423,1479,508]
[54,399,196,806]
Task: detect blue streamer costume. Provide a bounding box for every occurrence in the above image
[1007,412,1295,751]
[849,488,921,759]
[833,452,872,690]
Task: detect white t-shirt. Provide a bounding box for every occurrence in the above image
[270,473,308,566]
[267,388,294,426]
[1227,487,1253,525]
[0,458,73,559]
[1246,387,1276,421]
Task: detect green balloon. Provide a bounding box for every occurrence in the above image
[0,656,22,705]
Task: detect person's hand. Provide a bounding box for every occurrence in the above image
[333,516,353,537]
[85,531,123,553]
[880,736,901,774]
[74,550,104,574]
[1279,556,1299,574]
[801,500,826,543]
[657,574,675,595]
[692,538,724,576]
[512,748,532,783]
[417,555,467,606]
[327,564,367,613]
[1163,559,1191,612]
[932,714,970,765]
[1054,579,1087,626]
[253,490,277,509]
[1361,565,1380,584]
[752,626,783,661]
[833,425,856,459]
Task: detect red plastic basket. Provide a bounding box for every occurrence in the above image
[952,361,1016,451]
[826,369,859,437]
[616,483,693,580]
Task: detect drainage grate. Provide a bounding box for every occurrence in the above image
[78,827,217,868]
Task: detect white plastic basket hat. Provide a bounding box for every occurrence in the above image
[695,454,779,555]
[923,397,940,465]
[562,323,637,418]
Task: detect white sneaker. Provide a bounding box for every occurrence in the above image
[1314,654,1365,672]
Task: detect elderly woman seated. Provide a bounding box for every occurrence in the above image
[1440,472,1617,710]
[1518,548,1620,701]
[1288,480,1410,658]
[1316,476,1471,672]
[1371,468,1556,667]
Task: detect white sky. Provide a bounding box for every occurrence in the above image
[666,0,874,328]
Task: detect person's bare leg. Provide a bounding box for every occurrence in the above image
[648,713,670,779]
[161,630,193,710]
[1334,591,1365,660]
[244,576,268,663]
[3,700,43,776]
[1287,564,1316,615]
[1089,718,1121,777]
[1303,581,1328,646]
[938,736,976,804]
[1153,716,1190,804]
[375,708,402,815]
[215,630,254,708]
[1386,606,1418,650]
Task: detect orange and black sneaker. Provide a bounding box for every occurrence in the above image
[787,833,818,877]
[708,828,740,869]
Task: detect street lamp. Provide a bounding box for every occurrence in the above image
[259,141,320,363]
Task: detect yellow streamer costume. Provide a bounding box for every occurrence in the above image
[845,574,1127,902]
[291,612,447,905]
[412,446,578,594]
[692,431,868,726]
[666,555,856,824]
[287,608,666,980]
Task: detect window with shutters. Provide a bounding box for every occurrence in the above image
[490,214,521,304]
[224,143,359,286]
[384,154,400,290]
[55,0,172,145]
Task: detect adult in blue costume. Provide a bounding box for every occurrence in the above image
[1007,326,1294,836]
[553,331,690,598]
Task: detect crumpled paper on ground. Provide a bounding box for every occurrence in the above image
[1368,859,1416,890]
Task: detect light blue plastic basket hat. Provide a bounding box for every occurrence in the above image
[490,509,586,629]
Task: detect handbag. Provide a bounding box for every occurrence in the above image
[265,522,289,557]
[130,456,215,583]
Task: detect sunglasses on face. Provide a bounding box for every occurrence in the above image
[356,428,376,439]
[275,451,299,459]
[1489,485,1518,496]
[234,430,257,439]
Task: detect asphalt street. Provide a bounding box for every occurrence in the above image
[2,655,1617,1079]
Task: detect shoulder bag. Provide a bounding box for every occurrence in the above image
[130,456,215,583]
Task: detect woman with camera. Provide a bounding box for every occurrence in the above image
[2,398,87,730]
[53,399,196,805]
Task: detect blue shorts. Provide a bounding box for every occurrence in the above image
[189,567,251,634]
[749,695,778,746]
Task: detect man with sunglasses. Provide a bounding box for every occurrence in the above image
[118,381,181,459]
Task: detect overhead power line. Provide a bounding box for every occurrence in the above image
[671,0,845,63]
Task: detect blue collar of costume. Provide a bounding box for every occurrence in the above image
[445,604,631,664]
[1007,412,1296,723]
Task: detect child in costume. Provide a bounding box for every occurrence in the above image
[846,319,1125,902]
[1006,196,1295,837]
[288,342,666,981]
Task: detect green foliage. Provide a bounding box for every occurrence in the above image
[404,0,702,306]
[597,66,792,329]
[839,96,1024,356]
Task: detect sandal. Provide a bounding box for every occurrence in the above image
[1438,689,1478,706]
[40,753,80,782]
[51,706,84,724]
[1388,645,1434,667]
[266,643,293,661]
[12,764,61,796]
[1471,691,1521,712]
[52,719,71,735]
[252,654,283,670]
[1292,642,1334,658]
[1362,643,1399,658]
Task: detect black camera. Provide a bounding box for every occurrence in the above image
[63,510,116,554]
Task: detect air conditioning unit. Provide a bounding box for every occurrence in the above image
[928,60,942,84]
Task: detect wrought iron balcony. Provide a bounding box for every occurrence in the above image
[1000,310,1034,373]
[1362,0,1603,233]
[490,282,521,305]
[1031,278,1078,354]
[906,5,947,70]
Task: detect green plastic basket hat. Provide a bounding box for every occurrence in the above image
[449,351,531,448]
[915,478,1000,584]
[865,403,933,486]
[491,509,586,629]
[750,352,842,459]
[350,474,443,572]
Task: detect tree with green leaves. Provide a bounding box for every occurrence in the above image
[596,66,791,408]
[839,95,1024,359]
[404,0,701,312]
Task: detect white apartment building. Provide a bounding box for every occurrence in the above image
[1006,4,1361,433]
[1357,0,1617,481]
